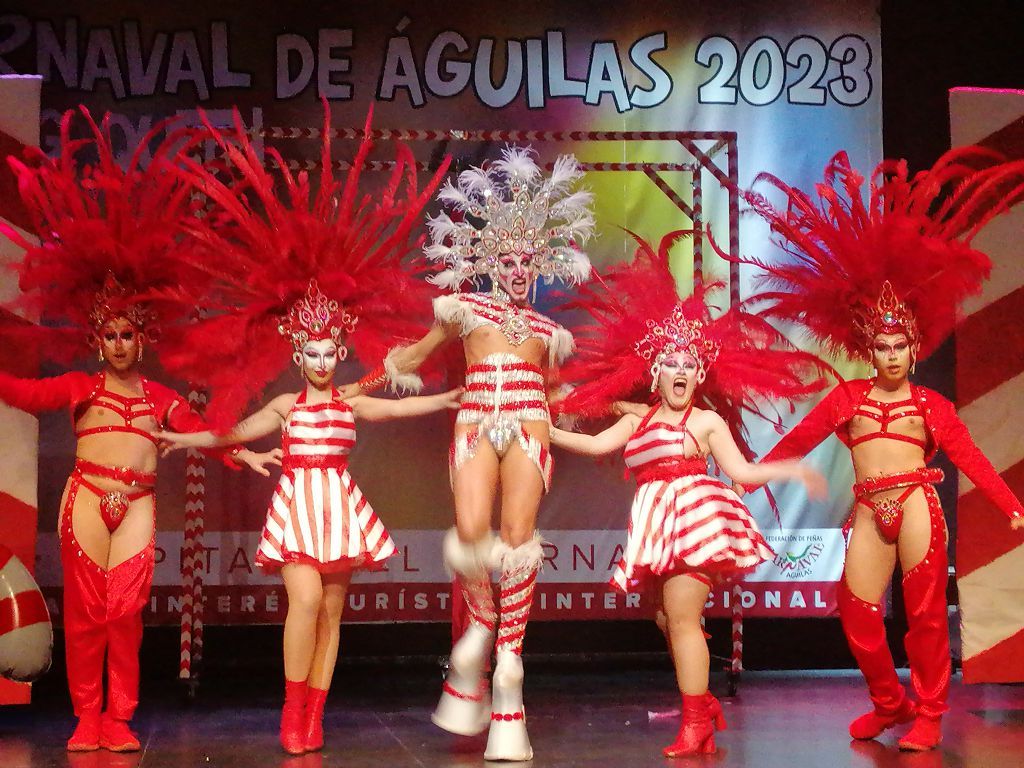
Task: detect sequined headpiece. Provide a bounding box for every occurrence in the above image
[278,280,358,358]
[425,146,595,290]
[635,303,722,390]
[88,272,158,340]
[852,280,920,352]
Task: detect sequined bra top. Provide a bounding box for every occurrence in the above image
[624,406,709,484]
[73,379,159,445]
[433,292,575,366]
[848,396,928,450]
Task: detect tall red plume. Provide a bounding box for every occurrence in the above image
[158,102,451,428]
[560,231,828,459]
[727,148,1024,361]
[0,107,202,365]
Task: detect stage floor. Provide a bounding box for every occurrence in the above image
[2,666,1023,767]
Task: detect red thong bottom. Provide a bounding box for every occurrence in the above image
[70,459,156,533]
[852,467,944,542]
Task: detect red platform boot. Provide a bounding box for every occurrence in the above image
[838,580,916,739]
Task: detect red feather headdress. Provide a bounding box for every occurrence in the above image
[560,231,828,459]
[0,107,200,363]
[158,104,450,428]
[732,148,1024,362]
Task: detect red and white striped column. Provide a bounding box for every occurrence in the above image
[950,88,1024,683]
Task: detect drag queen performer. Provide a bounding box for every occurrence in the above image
[150,106,452,755]
[343,146,595,761]
[741,150,1024,751]
[0,109,273,752]
[550,235,826,756]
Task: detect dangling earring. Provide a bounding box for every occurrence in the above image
[292,351,302,367]
[531,277,538,305]
[136,343,143,363]
[97,347,104,363]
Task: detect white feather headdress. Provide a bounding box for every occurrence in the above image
[426,145,595,290]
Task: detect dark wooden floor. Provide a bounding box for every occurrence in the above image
[2,666,1022,767]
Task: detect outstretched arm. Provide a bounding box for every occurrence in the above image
[341,323,457,398]
[156,394,292,451]
[348,387,463,422]
[759,383,854,464]
[934,397,1024,528]
[550,414,639,457]
[706,412,826,498]
[0,371,91,414]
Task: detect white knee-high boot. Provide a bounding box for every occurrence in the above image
[484,533,543,761]
[432,528,498,736]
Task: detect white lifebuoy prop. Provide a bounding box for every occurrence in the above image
[0,543,52,682]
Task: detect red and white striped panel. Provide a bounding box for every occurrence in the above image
[0,74,42,705]
[950,88,1024,684]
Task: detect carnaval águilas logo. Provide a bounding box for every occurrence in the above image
[772,540,826,580]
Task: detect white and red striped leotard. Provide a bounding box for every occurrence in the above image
[611,406,773,592]
[255,390,397,572]
[435,291,573,491]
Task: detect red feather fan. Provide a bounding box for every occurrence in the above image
[158,103,450,429]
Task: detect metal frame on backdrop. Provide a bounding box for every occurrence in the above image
[177,125,746,697]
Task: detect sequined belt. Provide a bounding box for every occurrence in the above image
[632,456,710,485]
[851,467,943,543]
[457,355,549,425]
[282,454,349,472]
[853,467,944,498]
[71,459,155,533]
[73,458,156,488]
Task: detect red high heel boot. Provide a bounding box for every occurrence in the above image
[705,692,728,731]
[663,693,716,757]
[838,580,916,739]
[304,687,329,752]
[280,679,308,755]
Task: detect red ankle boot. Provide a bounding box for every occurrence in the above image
[898,715,942,751]
[705,693,727,731]
[66,711,102,752]
[663,693,717,757]
[100,712,141,752]
[304,687,329,752]
[280,679,308,755]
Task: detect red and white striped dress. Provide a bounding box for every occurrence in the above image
[611,406,773,592]
[255,390,397,573]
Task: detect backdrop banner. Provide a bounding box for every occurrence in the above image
[0,0,883,623]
